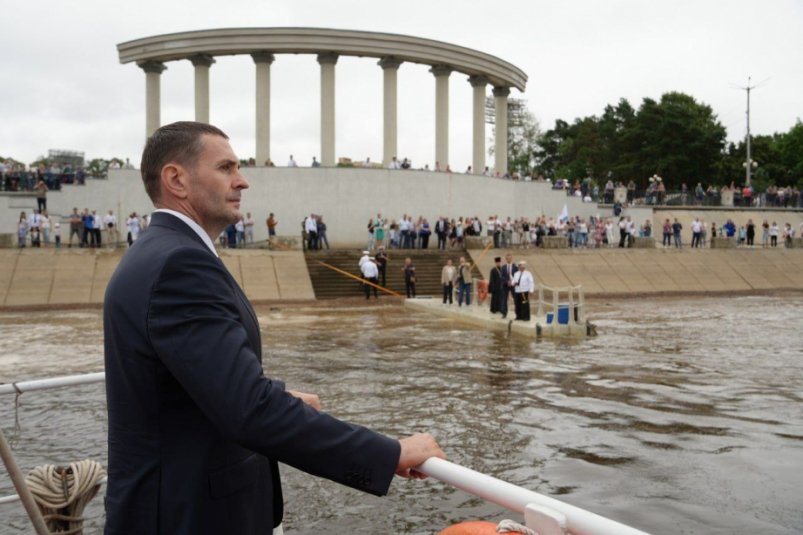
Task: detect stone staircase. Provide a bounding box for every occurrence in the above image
[304,248,480,299]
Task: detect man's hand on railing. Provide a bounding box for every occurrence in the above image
[288,390,322,411]
[396,433,446,479]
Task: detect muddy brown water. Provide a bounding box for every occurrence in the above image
[1,296,802,534]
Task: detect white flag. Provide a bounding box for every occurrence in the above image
[558,204,569,223]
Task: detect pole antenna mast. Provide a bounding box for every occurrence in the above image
[736,76,767,187]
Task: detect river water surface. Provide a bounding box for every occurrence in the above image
[1,296,802,534]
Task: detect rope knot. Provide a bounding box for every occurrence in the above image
[25,459,106,535]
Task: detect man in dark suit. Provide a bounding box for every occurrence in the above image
[488,256,503,314]
[104,122,444,535]
[500,253,518,318]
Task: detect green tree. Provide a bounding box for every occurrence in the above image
[507,108,542,175]
[535,92,727,190]
[776,119,803,186]
[628,92,726,189]
[86,158,109,178]
[490,103,542,176]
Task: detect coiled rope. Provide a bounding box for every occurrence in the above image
[497,519,539,534]
[24,460,106,534]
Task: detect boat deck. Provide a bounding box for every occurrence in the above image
[403,298,592,338]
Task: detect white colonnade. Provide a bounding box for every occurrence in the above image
[123,28,525,174]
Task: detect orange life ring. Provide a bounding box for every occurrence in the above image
[438,521,497,535]
[477,279,489,304]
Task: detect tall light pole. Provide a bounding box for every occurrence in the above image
[739,77,761,187]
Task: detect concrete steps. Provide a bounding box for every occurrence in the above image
[304,248,476,299]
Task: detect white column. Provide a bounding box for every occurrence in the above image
[379,57,402,167]
[139,61,166,138]
[430,65,452,171]
[190,54,215,124]
[469,75,488,175]
[318,53,338,167]
[252,52,275,166]
[493,86,510,176]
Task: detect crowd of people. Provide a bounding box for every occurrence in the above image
[14,207,152,249]
[358,212,644,251]
[550,177,803,209]
[217,212,258,249]
[354,211,803,253]
[664,217,803,248]
[0,157,138,193]
[357,247,538,321]
[1,162,80,191]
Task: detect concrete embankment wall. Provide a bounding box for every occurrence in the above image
[1,247,801,308]
[0,249,314,308]
[471,248,803,295]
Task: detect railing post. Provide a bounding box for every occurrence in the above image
[568,287,575,326]
[0,430,50,535]
[536,286,544,317]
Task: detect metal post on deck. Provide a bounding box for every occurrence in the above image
[578,285,585,322]
[536,286,544,317]
[568,287,576,326]
[552,289,559,323]
[0,429,50,535]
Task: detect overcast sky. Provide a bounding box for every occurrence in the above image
[1,0,801,170]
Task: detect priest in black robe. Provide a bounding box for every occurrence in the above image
[488,256,504,314]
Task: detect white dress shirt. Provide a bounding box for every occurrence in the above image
[361,260,378,278]
[513,270,534,293]
[153,209,219,257]
[305,216,317,233]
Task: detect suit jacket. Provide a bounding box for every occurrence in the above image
[501,263,518,288]
[104,212,400,534]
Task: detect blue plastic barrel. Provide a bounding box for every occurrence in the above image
[557,305,570,324]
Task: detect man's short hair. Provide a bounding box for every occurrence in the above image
[140,121,228,203]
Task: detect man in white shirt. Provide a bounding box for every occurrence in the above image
[388,157,401,170]
[486,217,495,239]
[104,209,119,248]
[126,213,141,246]
[625,217,637,247]
[691,218,703,248]
[92,210,103,248]
[40,210,52,246]
[398,216,410,249]
[360,258,379,299]
[304,214,318,250]
[287,155,298,167]
[244,212,255,245]
[358,250,372,270]
[512,261,535,321]
[503,218,514,248]
[235,218,245,248]
[27,210,42,232]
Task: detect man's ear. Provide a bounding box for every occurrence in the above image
[160,163,189,200]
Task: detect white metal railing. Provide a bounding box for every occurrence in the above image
[418,458,649,535]
[0,372,105,396]
[535,284,586,326]
[1,372,648,534]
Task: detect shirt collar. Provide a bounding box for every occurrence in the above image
[153,208,219,258]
